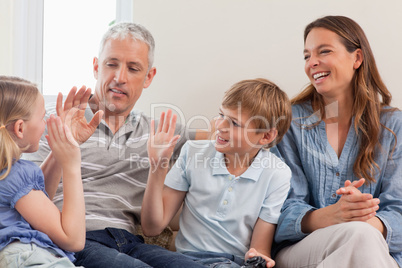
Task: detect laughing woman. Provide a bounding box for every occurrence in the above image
[273,16,401,268]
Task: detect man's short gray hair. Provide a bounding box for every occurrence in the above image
[99,22,155,69]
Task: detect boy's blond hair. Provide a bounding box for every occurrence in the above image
[222,78,292,148]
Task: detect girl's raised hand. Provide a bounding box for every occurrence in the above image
[147,110,180,171]
[45,115,80,168]
[22,115,85,252]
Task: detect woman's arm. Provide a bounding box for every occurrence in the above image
[302,178,379,233]
[274,124,315,243]
[301,197,379,233]
[367,112,402,253]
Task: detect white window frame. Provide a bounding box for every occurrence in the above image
[116,0,134,23]
[12,0,133,92]
[12,0,44,90]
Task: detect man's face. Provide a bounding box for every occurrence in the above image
[93,38,156,118]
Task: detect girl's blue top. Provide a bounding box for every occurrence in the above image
[0,159,75,261]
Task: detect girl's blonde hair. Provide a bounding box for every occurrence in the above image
[0,76,40,180]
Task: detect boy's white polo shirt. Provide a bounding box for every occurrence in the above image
[164,140,291,258]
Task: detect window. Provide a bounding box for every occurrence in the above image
[11,0,44,89]
[42,0,116,96]
[11,0,133,95]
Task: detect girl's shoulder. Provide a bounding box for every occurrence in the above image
[0,160,43,189]
[0,160,44,206]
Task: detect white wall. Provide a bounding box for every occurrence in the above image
[132,0,402,129]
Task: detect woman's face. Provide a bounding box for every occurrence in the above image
[303,27,362,101]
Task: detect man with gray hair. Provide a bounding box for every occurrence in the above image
[27,22,205,267]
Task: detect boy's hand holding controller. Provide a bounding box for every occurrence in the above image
[242,256,267,268]
[147,109,180,172]
[244,248,275,267]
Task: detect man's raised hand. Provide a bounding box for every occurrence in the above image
[56,86,103,144]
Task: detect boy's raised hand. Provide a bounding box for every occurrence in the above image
[56,86,103,144]
[45,115,81,168]
[147,110,180,171]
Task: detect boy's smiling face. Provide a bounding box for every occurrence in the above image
[214,106,266,161]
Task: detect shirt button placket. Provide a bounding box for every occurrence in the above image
[223,175,235,207]
[218,175,233,215]
[331,171,340,199]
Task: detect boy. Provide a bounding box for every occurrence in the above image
[142,78,292,267]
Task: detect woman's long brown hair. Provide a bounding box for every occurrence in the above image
[293,16,397,183]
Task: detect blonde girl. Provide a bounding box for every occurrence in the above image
[0,76,85,267]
